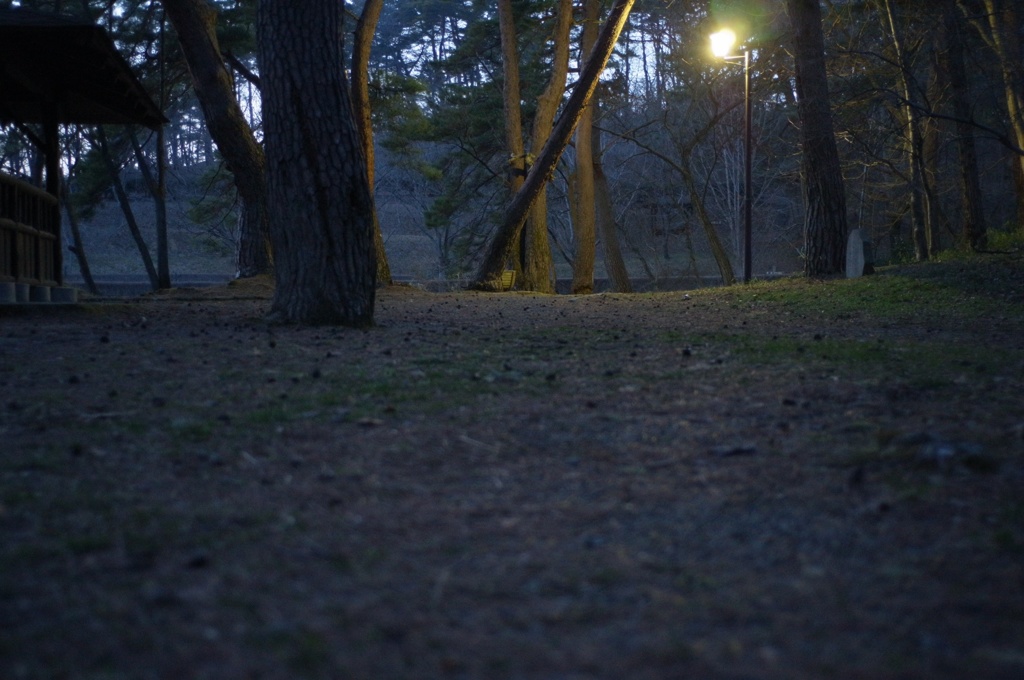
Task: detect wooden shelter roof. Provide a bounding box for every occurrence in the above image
[0,6,166,130]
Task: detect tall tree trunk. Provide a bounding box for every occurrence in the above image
[471,0,637,291]
[981,0,1024,228]
[129,131,171,289]
[786,0,848,277]
[882,0,930,260]
[61,182,99,295]
[679,160,736,285]
[570,0,600,294]
[96,127,160,291]
[155,11,171,288]
[498,0,526,285]
[498,0,526,183]
[943,1,986,248]
[43,118,62,285]
[257,0,376,326]
[352,0,392,286]
[163,0,271,278]
[923,43,946,256]
[156,128,170,286]
[520,0,574,293]
[592,122,632,293]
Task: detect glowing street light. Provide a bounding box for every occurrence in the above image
[710,29,753,283]
[710,29,737,58]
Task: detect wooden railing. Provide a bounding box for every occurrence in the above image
[0,172,60,286]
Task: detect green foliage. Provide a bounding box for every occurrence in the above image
[424,191,463,231]
[68,128,132,220]
[186,161,238,232]
[367,0,592,273]
[214,1,257,55]
[372,73,437,176]
[373,74,430,134]
[68,149,114,221]
[987,225,1024,251]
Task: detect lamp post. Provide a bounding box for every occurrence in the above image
[710,29,753,283]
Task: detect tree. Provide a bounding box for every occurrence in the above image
[494,0,574,293]
[257,0,376,325]
[61,135,99,295]
[129,129,171,288]
[471,0,637,291]
[785,0,848,277]
[130,7,172,288]
[519,0,573,293]
[94,126,161,290]
[498,0,526,250]
[621,121,738,287]
[497,0,528,204]
[881,0,933,260]
[941,0,986,249]
[825,0,1002,260]
[352,0,393,286]
[570,0,599,294]
[163,0,272,278]
[963,0,1024,228]
[591,118,632,292]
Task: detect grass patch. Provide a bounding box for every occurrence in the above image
[695,328,1017,389]
[702,258,1024,325]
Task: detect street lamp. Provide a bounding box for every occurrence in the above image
[710,29,753,283]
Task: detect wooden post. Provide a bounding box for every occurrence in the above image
[44,117,62,286]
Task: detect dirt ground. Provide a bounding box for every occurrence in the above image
[2,257,1023,679]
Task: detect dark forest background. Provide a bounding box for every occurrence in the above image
[2,0,1022,291]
